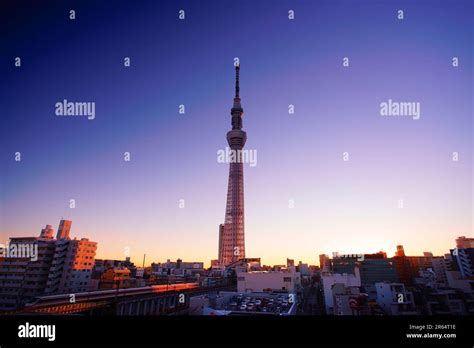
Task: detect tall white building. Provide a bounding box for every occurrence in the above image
[0,220,97,310]
[45,237,97,295]
[0,233,56,310]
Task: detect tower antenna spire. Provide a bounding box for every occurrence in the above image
[235,64,240,98]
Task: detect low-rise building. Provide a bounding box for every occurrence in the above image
[99,268,131,289]
[375,282,418,315]
[151,259,204,277]
[237,270,301,293]
[332,284,373,315]
[423,288,468,315]
[322,267,361,314]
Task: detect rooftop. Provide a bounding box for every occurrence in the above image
[207,292,296,315]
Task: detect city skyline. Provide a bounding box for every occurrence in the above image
[2,217,469,268]
[1,0,472,266]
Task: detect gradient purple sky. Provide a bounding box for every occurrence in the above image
[0,0,472,266]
